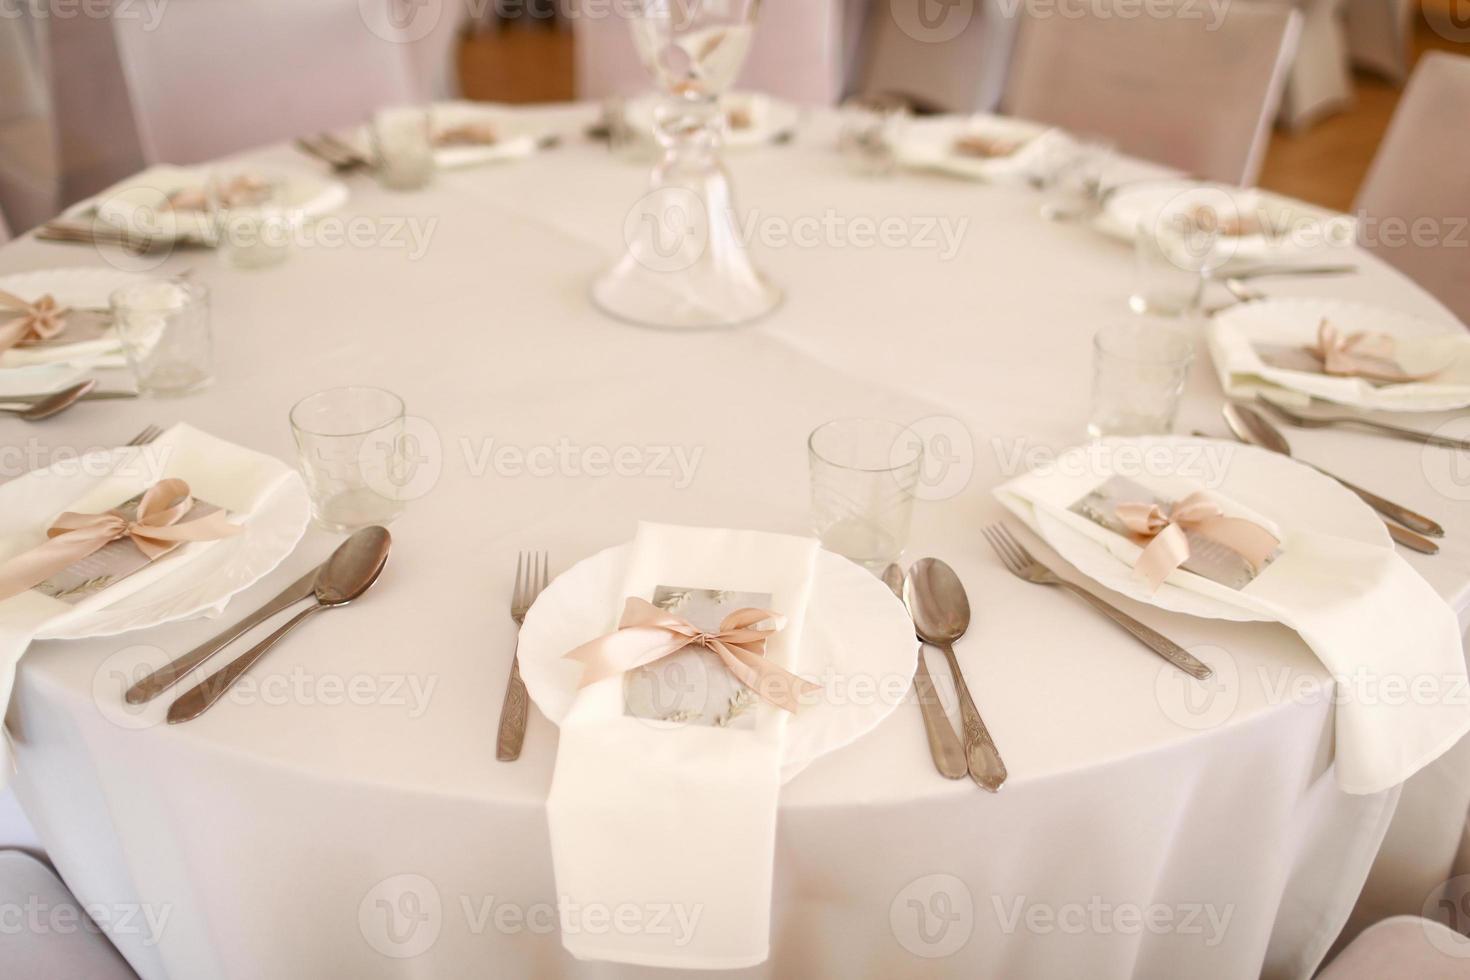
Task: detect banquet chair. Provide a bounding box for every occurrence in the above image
[0,204,10,246]
[1316,915,1470,978]
[852,0,1022,113]
[110,0,423,165]
[1344,0,1416,83]
[1277,0,1355,130]
[0,851,139,979]
[1354,51,1470,327]
[1001,0,1302,187]
[0,13,63,232]
[572,0,850,104]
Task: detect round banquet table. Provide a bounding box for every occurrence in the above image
[4,104,1470,980]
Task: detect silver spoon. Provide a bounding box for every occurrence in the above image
[167,526,392,723]
[904,558,1007,792]
[1256,391,1470,453]
[1222,403,1443,551]
[0,380,96,421]
[883,563,966,780]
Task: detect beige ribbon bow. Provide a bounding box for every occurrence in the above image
[563,596,821,714]
[1115,491,1279,594]
[1307,319,1437,383]
[0,479,242,603]
[0,289,69,355]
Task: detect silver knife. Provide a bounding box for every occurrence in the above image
[125,566,321,704]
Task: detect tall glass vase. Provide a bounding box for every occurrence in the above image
[592,0,781,330]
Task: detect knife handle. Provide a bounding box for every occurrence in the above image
[126,576,316,704]
[1327,472,1444,537]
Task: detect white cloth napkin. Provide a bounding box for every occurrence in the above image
[545,522,819,969]
[0,364,93,396]
[1208,315,1470,412]
[997,464,1470,795]
[0,423,296,784]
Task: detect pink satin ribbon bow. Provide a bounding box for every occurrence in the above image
[564,596,821,714]
[0,479,242,603]
[1307,319,1436,383]
[0,289,69,355]
[1115,491,1279,594]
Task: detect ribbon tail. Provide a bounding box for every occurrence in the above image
[1131,522,1191,594]
[0,319,27,355]
[709,640,820,714]
[563,626,697,690]
[0,527,120,603]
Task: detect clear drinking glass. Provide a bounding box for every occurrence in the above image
[591,0,781,329]
[809,418,923,571]
[370,106,436,191]
[1088,319,1194,438]
[110,279,213,396]
[208,171,292,270]
[1130,207,1219,316]
[1033,137,1114,220]
[836,99,908,177]
[290,387,408,532]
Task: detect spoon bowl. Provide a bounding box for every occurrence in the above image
[314,525,392,606]
[904,557,971,646]
[3,380,96,421]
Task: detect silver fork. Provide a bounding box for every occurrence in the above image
[983,524,1213,680]
[125,424,164,447]
[496,551,548,761]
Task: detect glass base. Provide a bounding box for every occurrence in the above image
[592,257,782,330]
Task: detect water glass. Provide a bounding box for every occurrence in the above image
[1032,137,1113,218]
[836,100,907,177]
[110,279,213,396]
[209,171,292,270]
[1088,319,1194,438]
[370,107,435,191]
[290,387,408,532]
[1130,209,1219,316]
[809,418,923,571]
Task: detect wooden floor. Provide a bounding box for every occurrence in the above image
[459,18,1469,212]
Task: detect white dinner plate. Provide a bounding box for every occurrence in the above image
[893,114,1056,182]
[1098,180,1356,260]
[623,91,800,149]
[0,267,150,370]
[1209,297,1470,412]
[517,542,919,782]
[0,450,311,640]
[348,102,553,170]
[999,437,1389,623]
[95,165,348,244]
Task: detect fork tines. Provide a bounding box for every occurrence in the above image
[983,524,1034,579]
[512,550,549,622]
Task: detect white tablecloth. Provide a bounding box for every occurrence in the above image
[3,105,1469,980]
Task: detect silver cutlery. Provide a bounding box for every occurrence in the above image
[1223,402,1444,539]
[0,380,96,421]
[167,526,391,723]
[1207,263,1358,281]
[883,563,966,780]
[125,424,164,447]
[295,135,370,173]
[497,551,547,762]
[128,566,323,704]
[905,558,1007,792]
[11,389,139,405]
[1257,391,1470,452]
[983,524,1213,680]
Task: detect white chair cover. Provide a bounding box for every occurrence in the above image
[573,0,848,104]
[1001,0,1301,187]
[853,0,1022,112]
[1318,916,1470,979]
[0,851,139,979]
[1355,52,1470,328]
[1344,0,1416,83]
[46,10,147,207]
[1278,0,1355,131]
[0,13,61,233]
[111,0,423,165]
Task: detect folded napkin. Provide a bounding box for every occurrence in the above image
[545,522,819,968]
[997,458,1470,794]
[0,424,296,784]
[0,364,92,398]
[1209,313,1470,411]
[435,133,539,170]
